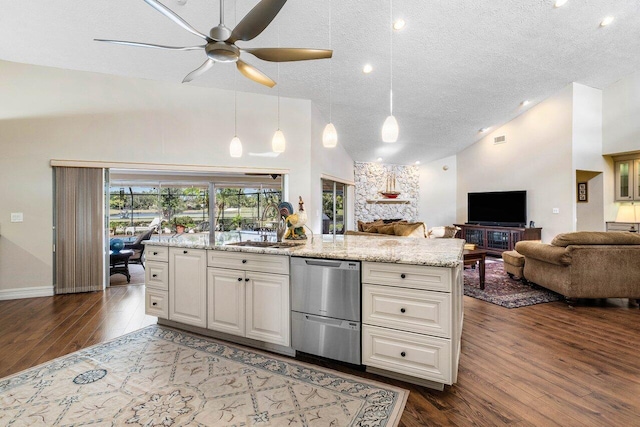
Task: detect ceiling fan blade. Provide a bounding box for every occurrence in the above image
[229,0,287,43]
[94,39,206,51]
[182,59,215,83]
[236,60,276,88]
[144,0,211,42]
[243,48,332,62]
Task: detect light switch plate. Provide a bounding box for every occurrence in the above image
[552,208,560,214]
[11,212,23,222]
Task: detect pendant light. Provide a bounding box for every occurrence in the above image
[382,0,399,143]
[322,0,338,148]
[272,23,285,153]
[229,1,242,158]
[230,80,243,158]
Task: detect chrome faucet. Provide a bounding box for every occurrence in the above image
[260,202,282,241]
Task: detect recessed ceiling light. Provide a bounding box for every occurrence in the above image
[521,100,531,106]
[363,64,373,74]
[377,157,383,162]
[600,16,615,27]
[415,161,420,165]
[393,19,406,31]
[554,0,568,8]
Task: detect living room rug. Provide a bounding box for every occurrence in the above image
[464,260,563,308]
[0,326,407,427]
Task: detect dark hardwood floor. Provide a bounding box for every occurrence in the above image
[1,286,639,426]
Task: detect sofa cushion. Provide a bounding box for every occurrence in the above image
[515,241,572,266]
[394,222,427,238]
[551,231,640,247]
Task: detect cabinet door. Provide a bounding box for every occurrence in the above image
[245,272,290,346]
[615,160,634,201]
[207,268,245,336]
[635,159,640,201]
[169,248,207,328]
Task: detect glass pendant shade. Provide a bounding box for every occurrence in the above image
[322,123,338,148]
[272,129,286,153]
[382,115,399,142]
[229,136,243,158]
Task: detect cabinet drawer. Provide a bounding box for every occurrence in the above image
[363,284,451,338]
[208,250,289,275]
[362,325,452,384]
[145,245,169,262]
[606,222,639,232]
[362,262,452,292]
[145,288,168,319]
[145,261,168,290]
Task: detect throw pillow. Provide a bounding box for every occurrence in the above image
[369,223,396,235]
[394,222,427,238]
[443,226,461,238]
[362,219,384,232]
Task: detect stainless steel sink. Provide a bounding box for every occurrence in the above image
[226,241,306,249]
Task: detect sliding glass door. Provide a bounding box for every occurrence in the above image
[322,179,346,235]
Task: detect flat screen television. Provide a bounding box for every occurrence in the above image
[467,191,527,227]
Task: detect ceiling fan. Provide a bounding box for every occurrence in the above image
[95,0,332,87]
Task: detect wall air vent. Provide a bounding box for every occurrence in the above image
[494,135,507,145]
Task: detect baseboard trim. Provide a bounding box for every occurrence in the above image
[0,286,55,301]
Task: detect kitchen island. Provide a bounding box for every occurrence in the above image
[144,234,464,390]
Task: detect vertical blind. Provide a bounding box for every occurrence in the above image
[54,167,104,294]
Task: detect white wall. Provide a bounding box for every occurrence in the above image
[418,155,457,229]
[602,70,640,156]
[456,84,575,242]
[0,60,353,293]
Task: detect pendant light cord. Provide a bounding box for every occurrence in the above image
[277,17,281,129]
[389,0,393,116]
[329,0,332,122]
[234,0,237,136]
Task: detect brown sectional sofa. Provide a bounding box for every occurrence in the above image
[515,231,640,299]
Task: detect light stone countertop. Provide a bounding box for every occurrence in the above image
[144,234,464,268]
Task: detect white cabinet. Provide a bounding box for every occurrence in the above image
[169,248,207,328]
[207,252,290,347]
[361,261,462,387]
[144,245,170,320]
[614,156,640,201]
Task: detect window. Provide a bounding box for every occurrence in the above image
[214,188,282,231]
[322,179,346,235]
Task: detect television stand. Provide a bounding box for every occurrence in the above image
[454,224,542,256]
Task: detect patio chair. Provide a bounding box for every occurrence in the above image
[124,226,156,269]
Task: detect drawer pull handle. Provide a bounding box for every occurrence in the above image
[152,274,158,278]
[401,352,406,358]
[245,278,250,282]
[152,302,158,306]
[153,252,158,255]
[183,250,188,254]
[242,259,247,264]
[400,308,406,313]
[400,274,406,279]
[237,278,243,282]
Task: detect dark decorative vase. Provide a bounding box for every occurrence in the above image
[110,238,125,253]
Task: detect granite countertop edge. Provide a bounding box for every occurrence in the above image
[144,237,464,268]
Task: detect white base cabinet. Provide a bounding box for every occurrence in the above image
[207,252,290,347]
[169,248,207,328]
[361,261,462,387]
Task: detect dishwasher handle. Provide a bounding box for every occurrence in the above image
[304,259,343,268]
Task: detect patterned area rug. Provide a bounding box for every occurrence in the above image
[464,260,563,308]
[0,326,407,426]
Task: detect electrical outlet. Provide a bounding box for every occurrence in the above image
[10,212,23,222]
[552,208,560,214]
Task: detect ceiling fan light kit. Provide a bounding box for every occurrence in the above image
[95,0,332,87]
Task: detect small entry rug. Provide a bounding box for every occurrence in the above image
[464,260,563,308]
[0,326,408,426]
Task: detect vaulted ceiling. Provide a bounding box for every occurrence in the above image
[1,0,639,164]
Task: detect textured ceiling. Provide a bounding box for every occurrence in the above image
[1,0,640,164]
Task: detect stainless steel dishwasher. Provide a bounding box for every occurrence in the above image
[290,257,361,365]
